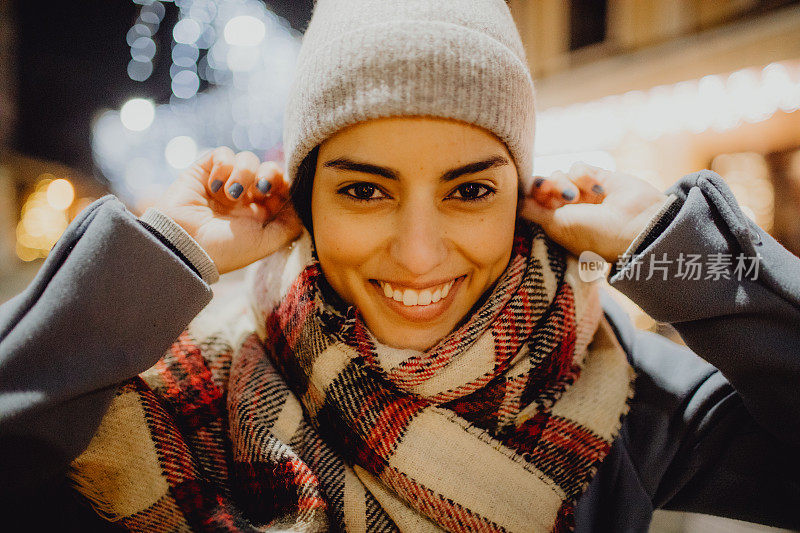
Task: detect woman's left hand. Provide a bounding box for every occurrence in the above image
[519,163,669,264]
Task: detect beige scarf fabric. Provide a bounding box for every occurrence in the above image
[69,220,635,532]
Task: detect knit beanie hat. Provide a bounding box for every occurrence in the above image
[282,0,536,185]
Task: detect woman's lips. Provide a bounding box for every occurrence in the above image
[370,276,465,322]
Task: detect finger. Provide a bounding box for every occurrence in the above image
[208,146,235,197]
[567,161,630,193]
[568,162,607,204]
[260,164,292,216]
[550,171,580,207]
[178,148,216,190]
[224,151,260,201]
[252,161,282,200]
[519,193,557,228]
[191,148,216,174]
[529,176,562,209]
[259,201,303,248]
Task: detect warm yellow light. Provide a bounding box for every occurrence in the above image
[16,241,40,262]
[47,178,75,210]
[35,174,54,191]
[16,181,72,261]
[711,152,774,231]
[21,206,49,237]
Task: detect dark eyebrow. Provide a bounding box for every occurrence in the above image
[323,158,399,180]
[441,156,510,182]
[322,155,510,182]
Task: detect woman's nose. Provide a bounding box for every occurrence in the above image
[389,203,448,276]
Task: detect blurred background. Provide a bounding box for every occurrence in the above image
[0,1,798,531]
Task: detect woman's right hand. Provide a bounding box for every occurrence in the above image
[154,147,303,275]
[520,163,668,264]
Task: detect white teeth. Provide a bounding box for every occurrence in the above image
[378,279,458,307]
[442,282,451,298]
[403,289,418,306]
[418,289,432,305]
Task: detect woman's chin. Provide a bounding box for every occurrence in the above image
[372,327,449,352]
[363,276,468,350]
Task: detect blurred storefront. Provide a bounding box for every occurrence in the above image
[507,2,799,531]
[0,152,109,302]
[0,0,109,299]
[509,0,800,328]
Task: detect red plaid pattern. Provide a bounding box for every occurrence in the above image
[69,219,635,533]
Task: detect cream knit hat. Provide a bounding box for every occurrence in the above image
[282,0,536,184]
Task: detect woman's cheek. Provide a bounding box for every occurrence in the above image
[315,210,388,275]
[449,210,516,271]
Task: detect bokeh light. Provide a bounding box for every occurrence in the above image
[127,58,154,82]
[46,179,75,210]
[171,70,200,99]
[120,98,155,131]
[224,15,266,47]
[165,136,198,169]
[535,61,800,159]
[130,36,156,62]
[173,18,202,45]
[94,0,300,203]
[15,177,73,261]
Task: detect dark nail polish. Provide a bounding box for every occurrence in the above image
[533,177,545,188]
[228,183,244,199]
[210,180,223,193]
[257,178,272,194]
[562,189,576,201]
[591,184,605,195]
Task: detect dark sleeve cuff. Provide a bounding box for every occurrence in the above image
[138,208,220,285]
[606,170,800,323]
[606,194,681,280]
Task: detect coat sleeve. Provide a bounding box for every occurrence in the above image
[606,170,800,528]
[0,195,213,496]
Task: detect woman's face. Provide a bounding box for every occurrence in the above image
[311,117,519,351]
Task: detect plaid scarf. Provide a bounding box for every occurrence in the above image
[69,219,635,532]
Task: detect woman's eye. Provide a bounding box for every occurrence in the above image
[449,183,495,201]
[339,183,386,201]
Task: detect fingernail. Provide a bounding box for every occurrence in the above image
[228,183,244,199]
[210,180,223,193]
[591,184,605,195]
[256,178,272,195]
[562,189,576,201]
[533,177,545,188]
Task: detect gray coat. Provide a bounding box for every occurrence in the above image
[0,170,798,531]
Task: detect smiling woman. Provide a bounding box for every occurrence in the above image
[2,0,800,532]
[310,117,519,350]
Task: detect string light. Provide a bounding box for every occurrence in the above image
[92,0,300,203]
[100,3,798,208]
[126,1,165,82]
[535,61,800,157]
